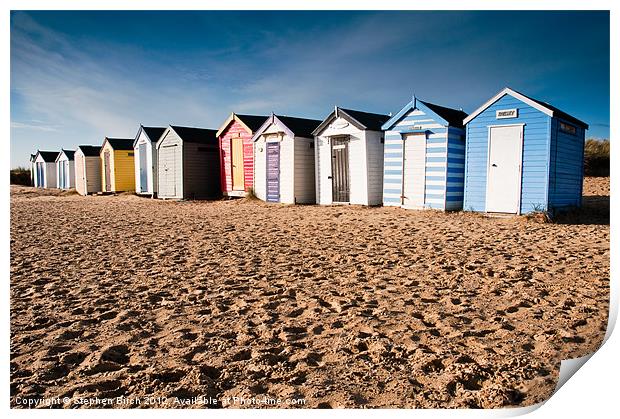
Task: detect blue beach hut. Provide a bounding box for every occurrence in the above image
[381,97,468,210]
[462,87,588,215]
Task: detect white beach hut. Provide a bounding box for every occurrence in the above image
[313,107,390,205]
[74,145,102,195]
[55,149,76,190]
[252,114,321,204]
[33,150,59,188]
[156,125,221,200]
[133,125,166,197]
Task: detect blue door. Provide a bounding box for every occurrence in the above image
[266,142,280,202]
[139,143,148,192]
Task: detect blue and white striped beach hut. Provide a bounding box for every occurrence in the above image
[381,97,468,210]
[463,87,588,215]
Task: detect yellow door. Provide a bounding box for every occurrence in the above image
[232,137,244,190]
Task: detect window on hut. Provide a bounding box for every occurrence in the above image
[559,122,577,136]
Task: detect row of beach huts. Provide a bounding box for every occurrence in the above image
[29,87,588,215]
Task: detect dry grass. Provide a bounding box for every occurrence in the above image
[584,139,610,176]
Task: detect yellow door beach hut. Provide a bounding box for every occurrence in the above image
[100,137,136,193]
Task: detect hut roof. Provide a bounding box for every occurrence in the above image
[463,87,588,128]
[276,115,323,138]
[170,126,218,145]
[77,145,101,157]
[252,114,323,141]
[56,149,76,161]
[338,108,391,131]
[216,113,268,137]
[313,107,390,135]
[236,114,269,132]
[382,98,468,130]
[36,151,60,162]
[142,126,166,143]
[105,138,134,150]
[418,100,468,128]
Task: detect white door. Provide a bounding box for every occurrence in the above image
[486,125,523,213]
[63,161,69,188]
[58,162,64,188]
[159,144,178,198]
[402,133,426,209]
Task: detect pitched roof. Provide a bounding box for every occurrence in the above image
[339,108,391,131]
[236,114,268,132]
[418,100,468,128]
[252,114,323,141]
[170,126,218,145]
[313,107,391,135]
[142,126,166,143]
[77,145,101,157]
[463,87,588,128]
[216,113,268,137]
[525,95,588,128]
[57,149,75,161]
[105,138,134,150]
[382,98,468,130]
[276,115,323,138]
[36,151,60,162]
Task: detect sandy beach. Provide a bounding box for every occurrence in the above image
[10,177,609,408]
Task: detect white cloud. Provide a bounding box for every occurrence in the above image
[10,121,59,132]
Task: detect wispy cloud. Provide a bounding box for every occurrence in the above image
[10,121,60,132]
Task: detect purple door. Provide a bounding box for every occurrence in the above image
[266,142,280,202]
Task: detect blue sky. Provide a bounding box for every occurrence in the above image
[10,10,610,168]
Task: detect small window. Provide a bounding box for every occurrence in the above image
[309,142,314,149]
[560,122,577,135]
[128,152,134,157]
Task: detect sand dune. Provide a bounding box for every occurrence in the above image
[10,177,609,408]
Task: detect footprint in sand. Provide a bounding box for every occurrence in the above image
[231,349,252,362]
[61,352,87,367]
[151,369,186,383]
[287,307,306,318]
[98,310,119,321]
[82,344,131,375]
[37,362,70,382]
[57,328,84,341]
